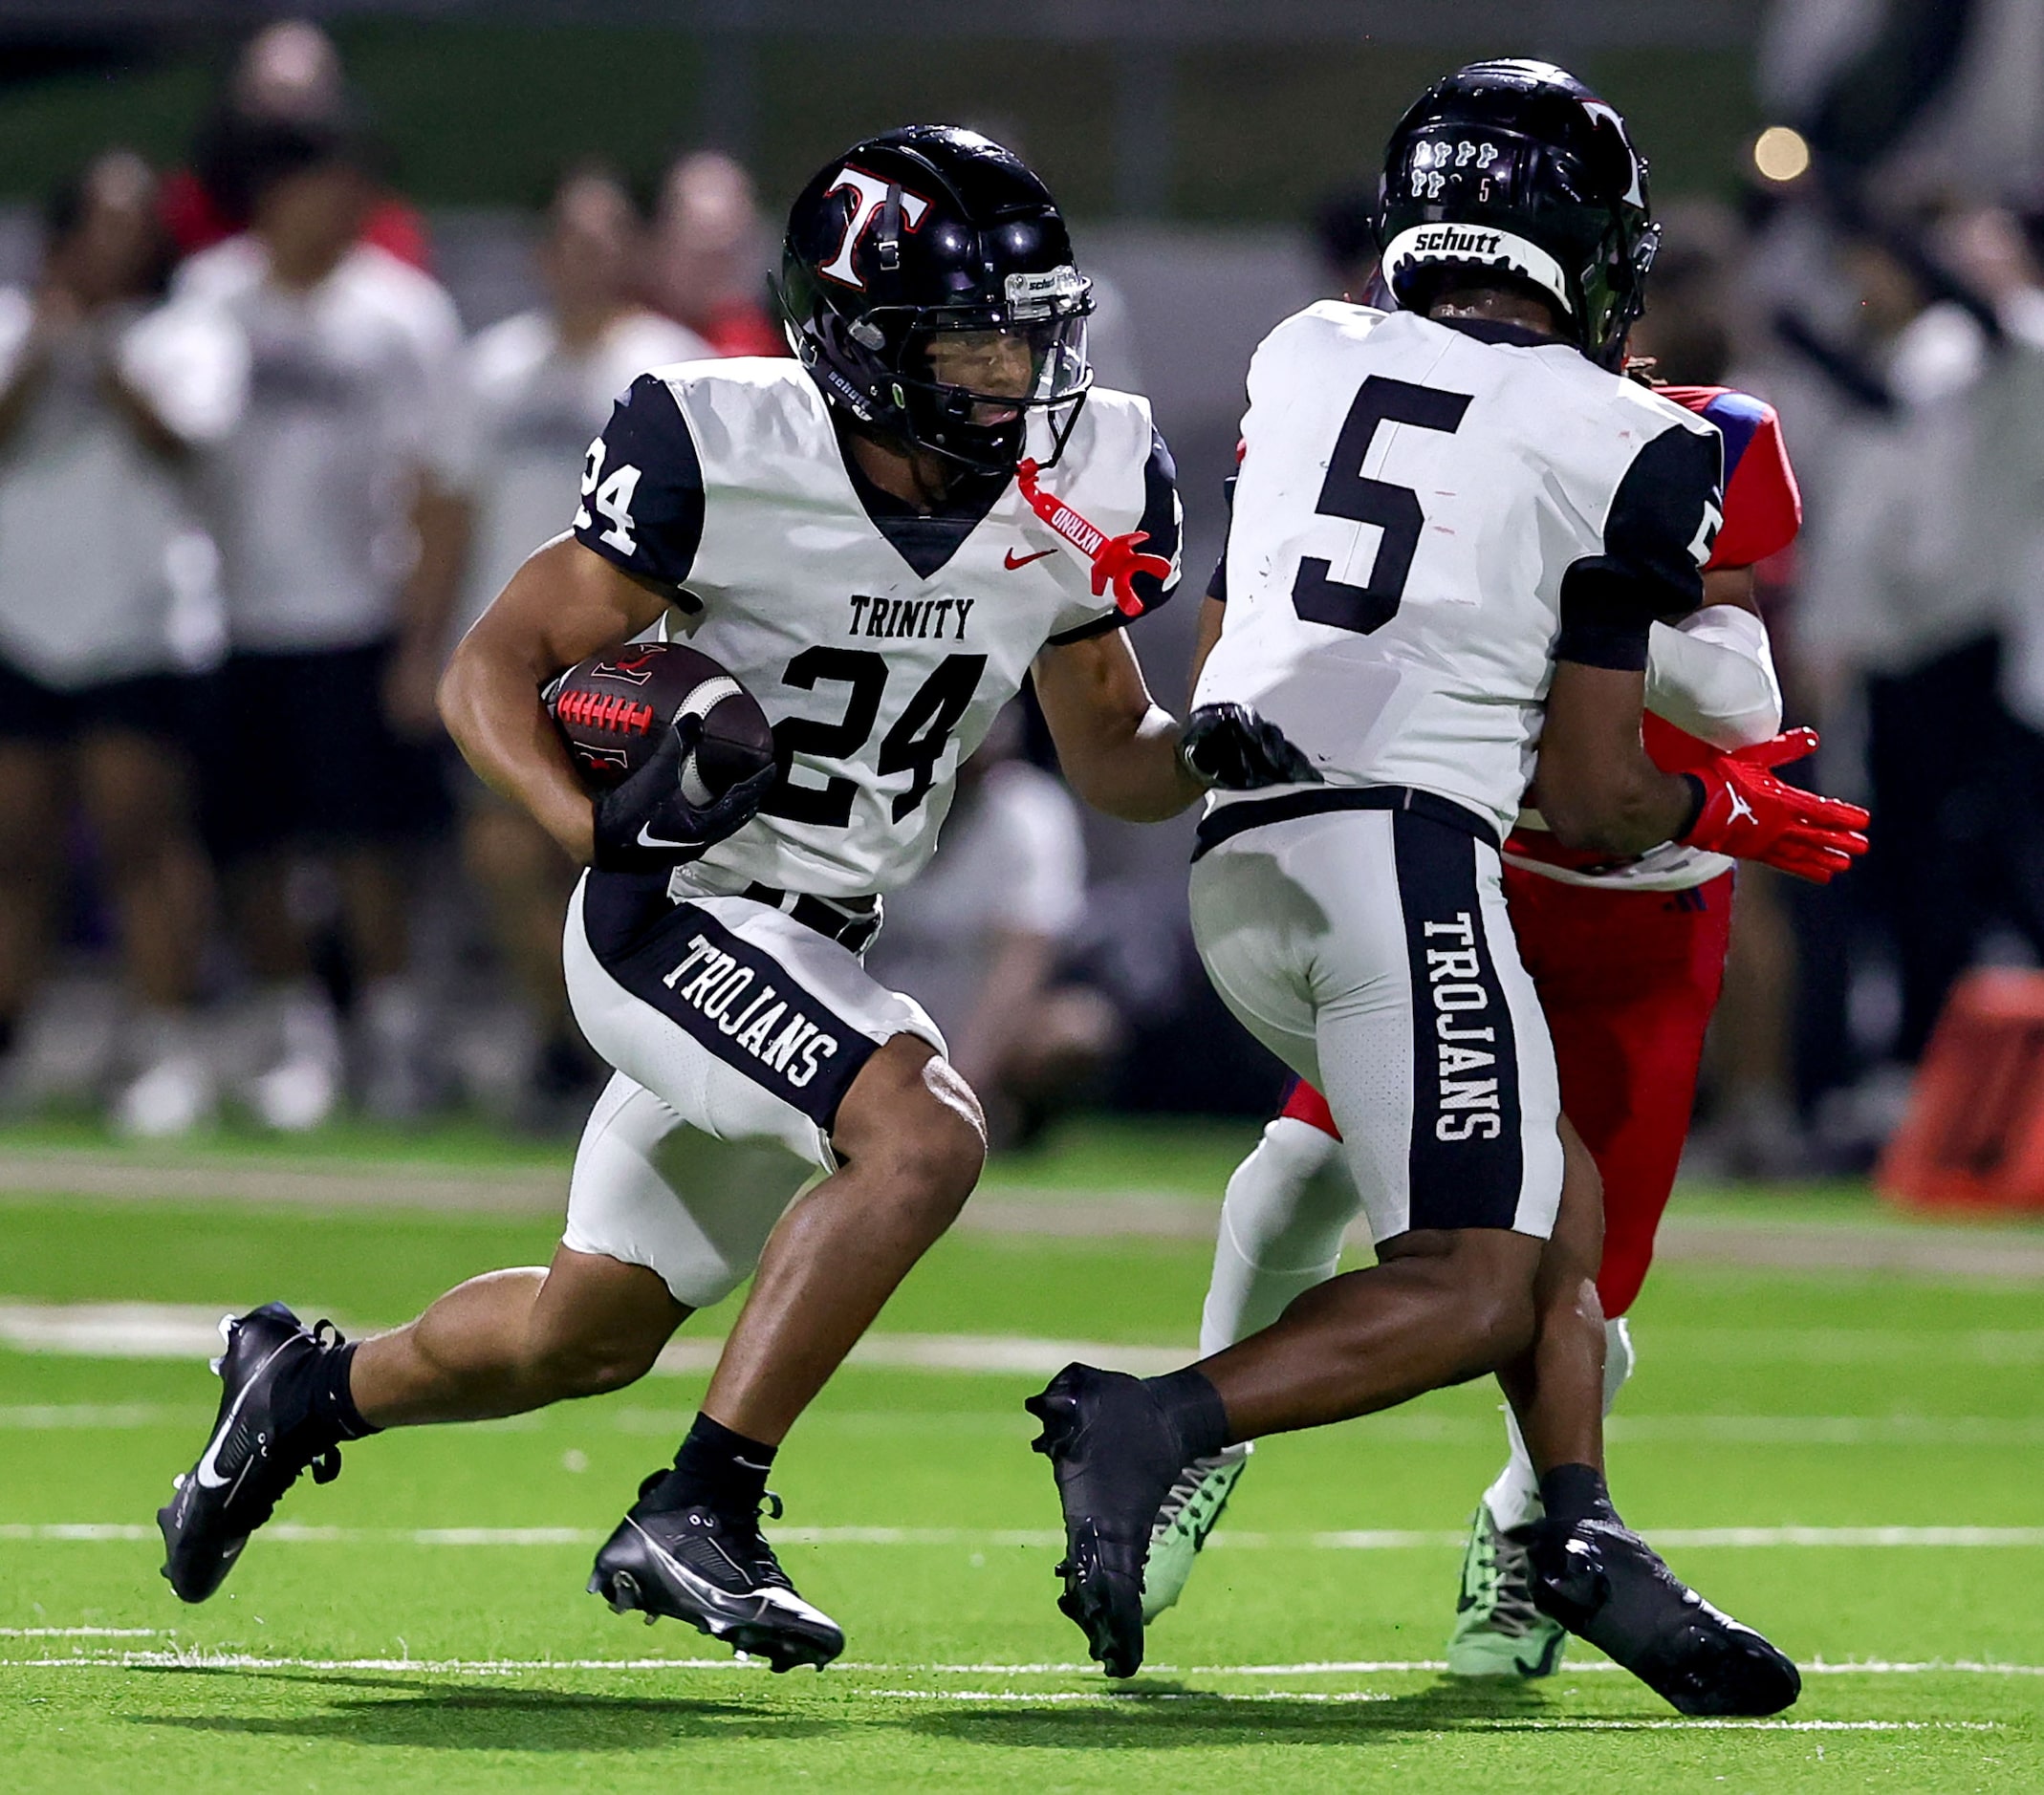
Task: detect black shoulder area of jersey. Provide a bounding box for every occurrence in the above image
[1555,418,1721,671]
[1206,470,1238,603]
[1047,426,1183,645]
[573,372,707,595]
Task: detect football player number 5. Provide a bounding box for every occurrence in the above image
[1294,376,1471,635]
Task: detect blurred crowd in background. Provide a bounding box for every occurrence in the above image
[4,5,2044,1178]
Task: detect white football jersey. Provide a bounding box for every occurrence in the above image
[571,358,1180,898]
[1196,302,1723,840]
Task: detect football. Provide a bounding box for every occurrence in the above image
[546,641,776,801]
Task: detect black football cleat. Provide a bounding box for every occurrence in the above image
[1522,1511,1801,1716]
[588,1476,844,1673]
[158,1302,348,1603]
[1025,1363,1190,1678]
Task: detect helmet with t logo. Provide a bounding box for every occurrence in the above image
[778,124,1094,473]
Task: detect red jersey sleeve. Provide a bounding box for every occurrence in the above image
[1660,384,1801,571]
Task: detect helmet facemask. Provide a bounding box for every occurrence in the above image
[815,275,1092,475]
[899,300,1093,473]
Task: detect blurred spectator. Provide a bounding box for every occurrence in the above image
[179,117,465,1128]
[1630,202,1740,386]
[162,20,430,270]
[1626,217,1815,1173]
[865,712,1121,1147]
[647,151,780,357]
[441,166,707,1121]
[1946,205,2044,725]
[1793,224,2044,1072]
[0,152,242,1135]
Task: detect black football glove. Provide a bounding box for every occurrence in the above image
[590,713,776,875]
[1179,703,1322,791]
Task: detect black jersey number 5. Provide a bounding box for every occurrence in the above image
[1292,376,1471,635]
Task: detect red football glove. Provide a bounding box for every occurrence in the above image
[1641,712,1746,775]
[1649,718,1870,884]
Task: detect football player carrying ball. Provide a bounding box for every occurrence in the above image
[157,125,1308,1667]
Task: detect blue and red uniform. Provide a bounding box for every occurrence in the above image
[1277,384,1801,1317]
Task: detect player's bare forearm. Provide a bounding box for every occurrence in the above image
[1535,658,1697,856]
[1033,630,1205,822]
[439,535,670,864]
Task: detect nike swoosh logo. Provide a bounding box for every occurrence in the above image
[1004,548,1057,571]
[637,824,694,850]
[193,1332,296,1490]
[626,1520,838,1628]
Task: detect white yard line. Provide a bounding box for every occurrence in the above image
[0,1303,1192,1375]
[12,1397,2044,1453]
[6,1522,2043,1550]
[8,1395,2044,1450]
[859,1694,1994,1727]
[0,1404,178,1428]
[6,1149,2043,1279]
[9,1300,2044,1395]
[7,1649,2036,1691]
[0,1626,160,1637]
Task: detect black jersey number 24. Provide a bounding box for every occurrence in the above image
[1293,376,1472,635]
[759,647,988,829]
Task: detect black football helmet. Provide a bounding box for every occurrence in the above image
[778,124,1094,473]
[1376,60,1658,368]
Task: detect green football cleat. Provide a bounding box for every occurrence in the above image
[1142,1443,1249,1622]
[1446,1503,1567,1677]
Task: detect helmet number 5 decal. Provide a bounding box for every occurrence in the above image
[576,438,642,555]
[819,166,931,288]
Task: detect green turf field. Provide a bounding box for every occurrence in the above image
[1,1120,2039,1792]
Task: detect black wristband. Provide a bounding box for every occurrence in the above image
[1554,617,1652,671]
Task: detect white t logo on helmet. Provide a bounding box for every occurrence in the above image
[818,166,932,288]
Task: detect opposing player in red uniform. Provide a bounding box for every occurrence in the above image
[1143,380,1816,1676]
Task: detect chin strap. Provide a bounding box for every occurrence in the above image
[1015,458,1172,617]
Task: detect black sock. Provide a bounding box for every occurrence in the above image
[1539,1462,1616,1529]
[652,1412,778,1512]
[1142,1367,1231,1462]
[310,1341,380,1439]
